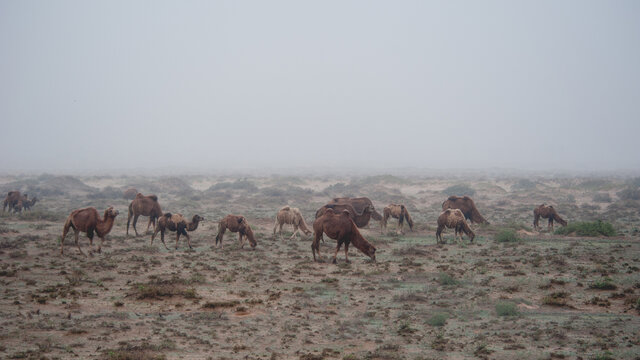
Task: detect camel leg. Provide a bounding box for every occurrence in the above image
[74,230,86,256]
[146,217,153,234]
[312,232,322,261]
[290,225,299,240]
[279,223,284,240]
[344,242,350,263]
[272,220,279,239]
[98,236,104,253]
[132,214,140,236]
[151,227,159,246]
[549,219,554,232]
[175,232,181,250]
[126,211,133,236]
[239,233,245,248]
[333,241,343,264]
[185,232,192,250]
[160,231,169,250]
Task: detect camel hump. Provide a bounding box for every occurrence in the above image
[135,193,144,198]
[237,216,244,223]
[148,195,158,202]
[463,196,471,200]
[164,213,172,218]
[400,205,405,210]
[548,205,554,209]
[282,206,290,211]
[341,209,351,216]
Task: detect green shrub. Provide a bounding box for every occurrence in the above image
[591,351,615,360]
[588,278,617,290]
[495,229,520,243]
[495,301,519,316]
[442,184,475,197]
[555,221,615,237]
[437,272,459,286]
[427,313,448,327]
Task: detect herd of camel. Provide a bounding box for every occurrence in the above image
[2,190,568,263]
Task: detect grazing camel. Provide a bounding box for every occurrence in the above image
[61,207,119,255]
[533,204,567,231]
[323,197,383,228]
[215,215,257,249]
[381,204,414,234]
[442,196,489,224]
[273,206,312,240]
[3,191,22,212]
[122,188,138,200]
[436,209,475,244]
[127,193,162,236]
[312,208,377,263]
[151,213,204,250]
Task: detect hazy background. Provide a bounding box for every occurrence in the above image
[1,1,639,174]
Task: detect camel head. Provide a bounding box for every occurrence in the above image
[360,240,376,262]
[192,215,204,223]
[243,224,257,248]
[104,207,119,219]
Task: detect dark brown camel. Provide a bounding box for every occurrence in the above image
[312,208,377,263]
[151,213,204,250]
[436,209,475,244]
[381,204,414,234]
[3,191,22,212]
[61,207,119,255]
[324,197,383,228]
[533,204,567,231]
[215,215,257,249]
[442,196,489,224]
[273,206,312,240]
[127,193,162,236]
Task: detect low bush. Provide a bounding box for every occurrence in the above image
[495,229,520,243]
[495,301,519,316]
[555,221,615,237]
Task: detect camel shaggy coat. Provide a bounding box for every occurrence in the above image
[312,208,376,263]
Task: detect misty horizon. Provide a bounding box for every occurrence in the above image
[2,1,639,172]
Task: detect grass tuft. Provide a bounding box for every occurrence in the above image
[555,221,615,237]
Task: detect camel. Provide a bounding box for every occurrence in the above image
[324,197,383,228]
[61,207,119,255]
[215,215,257,249]
[533,204,567,231]
[122,188,138,200]
[127,193,162,236]
[436,208,475,244]
[21,196,38,211]
[442,195,489,224]
[273,206,312,240]
[312,208,376,263]
[151,213,204,250]
[3,191,22,212]
[381,204,414,234]
[13,195,38,213]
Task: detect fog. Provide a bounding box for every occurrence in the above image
[1,1,639,174]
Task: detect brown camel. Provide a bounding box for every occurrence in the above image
[61,207,119,255]
[273,206,312,240]
[312,208,376,263]
[324,197,383,227]
[21,195,38,211]
[13,195,38,213]
[215,215,257,249]
[533,204,567,231]
[442,195,489,224]
[127,193,162,236]
[3,191,22,212]
[436,209,475,244]
[151,213,204,250]
[122,188,138,200]
[381,204,414,234]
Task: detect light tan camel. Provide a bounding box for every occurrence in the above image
[273,206,312,240]
[436,208,475,244]
[381,204,414,234]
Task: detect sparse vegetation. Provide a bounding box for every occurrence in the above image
[555,221,616,237]
[495,229,520,243]
[495,301,519,316]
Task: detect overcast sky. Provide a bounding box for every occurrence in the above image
[1,1,639,173]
